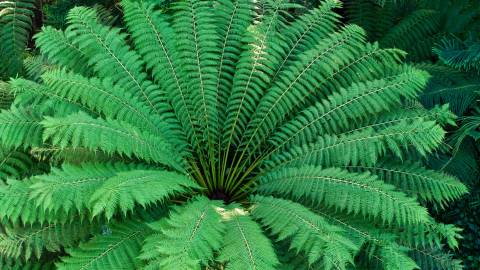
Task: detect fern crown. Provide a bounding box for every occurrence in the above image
[0,0,468,269]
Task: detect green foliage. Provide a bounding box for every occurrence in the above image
[57,221,150,270]
[0,0,468,269]
[0,0,37,78]
[435,35,480,72]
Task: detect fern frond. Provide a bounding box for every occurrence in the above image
[9,78,100,118]
[222,0,289,147]
[408,246,463,270]
[0,221,93,261]
[345,162,468,208]
[265,119,445,170]
[171,0,220,149]
[218,207,279,270]
[41,112,185,172]
[34,26,93,76]
[23,55,54,83]
[90,169,199,220]
[0,258,54,270]
[379,9,441,60]
[242,24,367,151]
[66,7,173,121]
[40,69,174,139]
[57,221,150,270]
[0,107,43,149]
[214,0,253,125]
[0,81,13,109]
[270,66,429,149]
[418,63,480,116]
[0,0,36,77]
[121,0,199,150]
[258,166,429,225]
[29,163,142,216]
[141,196,225,270]
[0,147,33,181]
[251,195,358,269]
[271,0,341,81]
[435,35,480,72]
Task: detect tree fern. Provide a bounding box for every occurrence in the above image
[0,0,467,269]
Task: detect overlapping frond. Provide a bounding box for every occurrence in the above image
[0,147,33,181]
[41,112,185,171]
[90,169,199,219]
[269,66,429,149]
[258,166,429,225]
[0,107,43,149]
[57,221,150,270]
[0,221,93,261]
[435,35,480,72]
[35,26,93,76]
[251,195,358,269]
[218,207,279,270]
[0,0,36,77]
[346,162,468,208]
[141,196,225,270]
[66,7,173,122]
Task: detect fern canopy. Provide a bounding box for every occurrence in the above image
[0,0,467,269]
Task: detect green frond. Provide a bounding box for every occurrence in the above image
[222,0,289,147]
[29,163,143,216]
[121,0,199,149]
[0,147,34,181]
[40,69,173,139]
[57,221,150,270]
[0,0,36,78]
[265,119,445,170]
[0,221,93,261]
[408,246,463,270]
[214,0,253,124]
[66,7,173,120]
[0,107,43,149]
[397,221,462,250]
[0,179,47,224]
[418,63,480,116]
[271,0,341,81]
[251,195,358,269]
[342,104,456,135]
[90,169,199,220]
[171,0,221,149]
[379,9,441,61]
[23,55,54,83]
[9,78,100,118]
[345,0,395,42]
[345,162,468,208]
[141,196,225,270]
[34,26,93,76]
[0,258,54,270]
[218,207,279,270]
[258,166,429,225]
[270,66,429,149]
[242,24,368,151]
[0,81,13,109]
[434,35,480,72]
[41,112,185,172]
[374,245,419,270]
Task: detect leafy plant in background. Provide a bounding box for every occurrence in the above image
[0,0,469,269]
[42,0,119,29]
[0,0,38,79]
[344,0,480,268]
